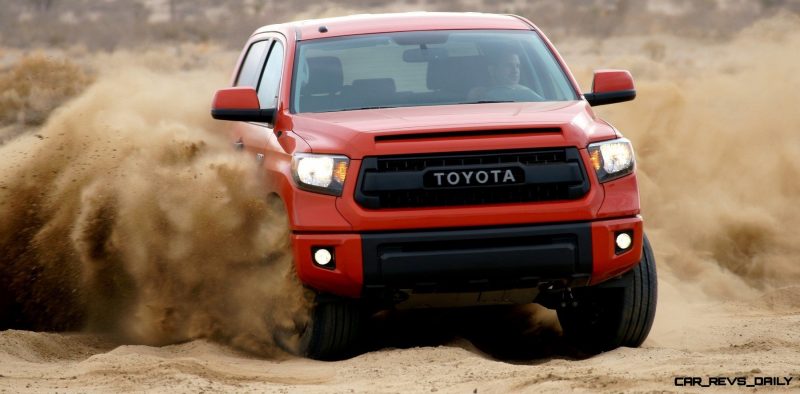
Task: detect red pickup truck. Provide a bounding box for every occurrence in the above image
[211,12,657,360]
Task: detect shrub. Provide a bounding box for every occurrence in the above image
[0,54,92,126]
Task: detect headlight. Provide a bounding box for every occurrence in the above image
[587,138,635,182]
[291,153,349,196]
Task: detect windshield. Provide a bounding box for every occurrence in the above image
[291,30,578,113]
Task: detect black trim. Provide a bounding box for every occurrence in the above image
[374,127,560,142]
[254,40,276,94]
[211,108,275,123]
[361,163,581,192]
[289,40,301,114]
[354,147,590,209]
[361,222,593,299]
[584,89,636,106]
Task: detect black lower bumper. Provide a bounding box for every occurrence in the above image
[361,222,593,299]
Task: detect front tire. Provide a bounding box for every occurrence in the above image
[266,196,365,360]
[297,295,365,360]
[557,234,658,354]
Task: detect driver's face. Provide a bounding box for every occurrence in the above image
[492,54,521,86]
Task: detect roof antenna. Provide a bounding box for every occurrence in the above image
[318,25,328,33]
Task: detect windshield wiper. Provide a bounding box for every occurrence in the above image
[457,100,516,104]
[336,106,394,112]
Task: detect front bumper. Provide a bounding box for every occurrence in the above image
[292,215,643,301]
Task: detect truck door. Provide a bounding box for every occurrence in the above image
[229,37,286,162]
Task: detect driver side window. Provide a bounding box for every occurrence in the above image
[258,41,285,109]
[235,40,269,88]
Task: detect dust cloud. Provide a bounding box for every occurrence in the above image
[556,14,800,304]
[0,65,311,357]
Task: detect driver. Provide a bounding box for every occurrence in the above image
[469,52,543,102]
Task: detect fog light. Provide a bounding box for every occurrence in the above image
[615,232,632,251]
[313,247,334,268]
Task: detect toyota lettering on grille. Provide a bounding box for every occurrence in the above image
[424,167,525,188]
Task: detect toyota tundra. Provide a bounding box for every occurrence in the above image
[211,12,657,360]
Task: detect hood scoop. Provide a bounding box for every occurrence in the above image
[374,127,561,143]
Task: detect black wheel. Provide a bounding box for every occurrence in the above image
[296,295,365,360]
[557,234,658,354]
[265,196,366,361]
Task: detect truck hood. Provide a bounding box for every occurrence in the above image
[289,101,618,158]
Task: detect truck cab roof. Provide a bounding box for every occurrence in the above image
[254,12,535,41]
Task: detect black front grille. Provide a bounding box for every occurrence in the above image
[355,148,590,209]
[377,150,566,172]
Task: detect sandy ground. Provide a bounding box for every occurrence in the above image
[2,283,799,393]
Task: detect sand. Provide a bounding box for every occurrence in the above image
[1,285,799,392]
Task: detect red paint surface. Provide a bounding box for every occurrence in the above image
[211,87,260,110]
[292,234,363,298]
[590,216,644,285]
[260,12,532,41]
[592,70,635,93]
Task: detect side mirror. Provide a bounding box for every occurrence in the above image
[211,87,274,123]
[583,70,636,106]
